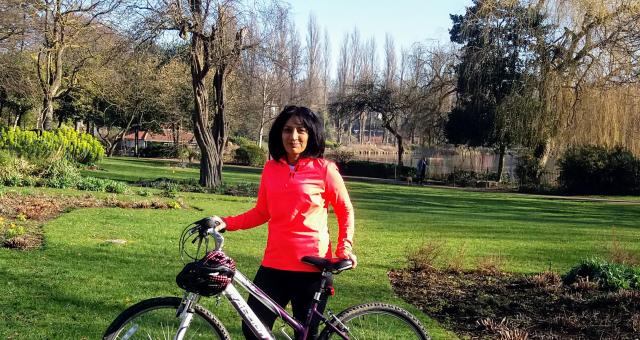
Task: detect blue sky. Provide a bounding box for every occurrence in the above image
[287,0,472,69]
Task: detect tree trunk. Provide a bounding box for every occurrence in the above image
[396,135,404,167]
[41,94,55,130]
[368,112,373,142]
[107,142,117,156]
[383,121,404,166]
[13,109,24,128]
[496,144,506,182]
[189,33,224,188]
[536,137,554,172]
[359,111,365,143]
[38,41,64,131]
[134,126,139,157]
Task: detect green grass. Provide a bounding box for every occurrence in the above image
[1,157,639,339]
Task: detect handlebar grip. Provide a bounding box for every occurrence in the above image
[193,217,225,251]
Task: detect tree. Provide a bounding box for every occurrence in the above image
[0,52,39,128]
[532,0,640,165]
[135,0,253,187]
[331,81,408,166]
[231,3,297,148]
[33,0,122,130]
[88,49,166,156]
[403,43,456,146]
[446,0,546,180]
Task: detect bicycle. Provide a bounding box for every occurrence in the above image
[103,217,430,339]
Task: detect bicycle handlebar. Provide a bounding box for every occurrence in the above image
[179,218,226,262]
[193,217,225,251]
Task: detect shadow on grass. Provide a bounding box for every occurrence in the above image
[353,186,640,231]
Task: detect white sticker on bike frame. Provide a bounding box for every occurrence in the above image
[223,284,274,340]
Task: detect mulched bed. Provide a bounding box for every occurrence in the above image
[0,192,184,250]
[389,268,640,339]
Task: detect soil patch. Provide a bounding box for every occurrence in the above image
[389,268,640,339]
[0,191,185,250]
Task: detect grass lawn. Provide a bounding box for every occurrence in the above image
[1,157,639,339]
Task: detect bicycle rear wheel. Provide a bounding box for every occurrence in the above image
[319,302,430,340]
[103,297,230,340]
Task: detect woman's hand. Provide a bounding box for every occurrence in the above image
[210,216,227,232]
[340,251,358,269]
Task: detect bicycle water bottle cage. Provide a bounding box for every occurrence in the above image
[301,256,353,273]
[176,250,236,296]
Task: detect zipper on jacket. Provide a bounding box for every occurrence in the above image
[290,162,298,179]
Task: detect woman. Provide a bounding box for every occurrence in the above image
[211,105,356,339]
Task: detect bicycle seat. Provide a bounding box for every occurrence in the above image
[301,256,353,273]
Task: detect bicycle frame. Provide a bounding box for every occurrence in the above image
[174,222,350,340]
[177,269,349,340]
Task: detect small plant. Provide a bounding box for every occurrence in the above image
[476,255,505,274]
[563,257,640,291]
[530,271,562,288]
[161,183,180,198]
[446,242,468,273]
[608,229,640,266]
[569,276,599,291]
[16,213,27,222]
[3,223,26,240]
[137,189,153,197]
[168,201,182,209]
[515,152,544,191]
[38,158,82,189]
[76,177,108,191]
[105,180,128,194]
[406,241,444,272]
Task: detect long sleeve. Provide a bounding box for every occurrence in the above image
[222,165,270,230]
[324,162,355,257]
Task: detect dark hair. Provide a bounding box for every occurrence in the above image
[268,105,325,161]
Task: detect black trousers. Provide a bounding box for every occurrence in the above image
[242,266,332,340]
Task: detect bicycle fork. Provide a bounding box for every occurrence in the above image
[175,292,200,340]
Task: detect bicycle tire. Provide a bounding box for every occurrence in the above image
[318,302,430,340]
[103,296,231,340]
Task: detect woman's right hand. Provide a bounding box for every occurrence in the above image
[210,216,227,232]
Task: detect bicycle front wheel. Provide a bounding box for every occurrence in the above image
[103,297,230,340]
[319,302,430,340]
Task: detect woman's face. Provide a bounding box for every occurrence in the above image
[282,115,309,163]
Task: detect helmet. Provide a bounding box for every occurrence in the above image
[176,250,236,296]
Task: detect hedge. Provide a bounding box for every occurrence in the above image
[558,145,640,195]
[336,160,415,180]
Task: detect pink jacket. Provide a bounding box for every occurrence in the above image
[223,157,354,272]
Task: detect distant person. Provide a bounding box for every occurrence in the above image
[416,156,427,184]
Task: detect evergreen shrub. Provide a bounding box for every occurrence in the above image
[0,126,105,164]
[558,145,640,195]
[234,144,267,167]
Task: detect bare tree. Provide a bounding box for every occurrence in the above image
[34,0,122,130]
[131,0,256,187]
[534,0,640,165]
[303,12,321,109]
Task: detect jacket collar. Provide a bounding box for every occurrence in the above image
[277,157,313,167]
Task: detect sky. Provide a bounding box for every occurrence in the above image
[286,0,472,70]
